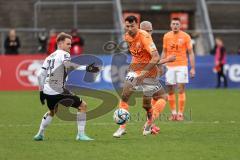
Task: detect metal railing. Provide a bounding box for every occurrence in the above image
[206,0,240,5]
[34,1,114,29]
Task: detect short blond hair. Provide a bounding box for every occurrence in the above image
[56,32,72,44]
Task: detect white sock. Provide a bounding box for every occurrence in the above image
[77,112,86,135]
[172,110,177,115]
[37,112,53,135]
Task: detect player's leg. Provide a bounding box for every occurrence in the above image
[165,67,177,120]
[113,82,134,138]
[152,90,167,121]
[75,100,94,141]
[59,93,93,141]
[34,95,58,141]
[176,66,189,121]
[142,95,154,136]
[168,85,177,120]
[176,83,186,121]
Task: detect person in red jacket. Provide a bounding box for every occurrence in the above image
[47,29,57,55]
[70,29,84,56]
[213,38,228,88]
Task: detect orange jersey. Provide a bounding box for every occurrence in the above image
[125,29,158,78]
[163,31,192,67]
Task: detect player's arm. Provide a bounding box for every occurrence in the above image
[188,48,195,78]
[136,36,160,84]
[63,61,100,73]
[140,50,160,76]
[62,53,99,73]
[158,54,176,65]
[37,64,48,105]
[187,35,196,78]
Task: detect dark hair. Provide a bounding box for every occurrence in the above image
[171,17,181,22]
[56,32,72,43]
[125,15,138,23]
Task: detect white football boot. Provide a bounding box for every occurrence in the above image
[113,128,126,138]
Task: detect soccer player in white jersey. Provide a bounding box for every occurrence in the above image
[33,32,99,141]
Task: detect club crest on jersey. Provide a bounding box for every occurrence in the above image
[135,42,141,49]
[178,38,184,45]
[64,54,70,60]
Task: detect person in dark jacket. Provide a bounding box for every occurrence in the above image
[4,29,21,54]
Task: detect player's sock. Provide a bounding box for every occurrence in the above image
[77,112,86,135]
[119,101,129,110]
[145,108,153,124]
[178,92,186,115]
[37,112,53,135]
[119,101,129,129]
[152,99,166,120]
[168,93,177,115]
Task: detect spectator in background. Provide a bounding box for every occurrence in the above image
[213,38,228,88]
[70,29,84,56]
[4,29,21,54]
[47,29,57,55]
[37,32,48,53]
[237,46,240,55]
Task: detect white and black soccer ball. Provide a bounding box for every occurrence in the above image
[113,108,130,125]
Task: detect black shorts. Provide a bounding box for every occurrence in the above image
[44,93,82,110]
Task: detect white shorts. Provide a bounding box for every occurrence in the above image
[165,66,189,85]
[125,71,163,97]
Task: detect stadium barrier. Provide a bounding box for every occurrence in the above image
[0,54,239,91]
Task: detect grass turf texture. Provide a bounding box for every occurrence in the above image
[0,89,239,160]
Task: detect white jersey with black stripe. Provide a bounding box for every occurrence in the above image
[41,49,71,95]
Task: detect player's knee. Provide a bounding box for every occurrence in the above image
[49,110,55,117]
[121,94,129,102]
[142,101,151,110]
[178,85,185,93]
[79,101,87,112]
[168,87,175,94]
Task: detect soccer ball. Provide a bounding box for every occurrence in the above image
[113,108,130,125]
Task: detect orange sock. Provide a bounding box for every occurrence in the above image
[119,101,129,129]
[152,99,166,120]
[119,101,129,110]
[168,93,176,114]
[178,93,186,115]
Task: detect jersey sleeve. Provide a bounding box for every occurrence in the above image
[142,35,157,54]
[41,59,48,70]
[163,34,167,49]
[61,52,71,62]
[185,34,193,50]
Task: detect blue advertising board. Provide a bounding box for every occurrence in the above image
[66,54,240,90]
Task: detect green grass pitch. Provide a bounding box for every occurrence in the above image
[0,89,239,160]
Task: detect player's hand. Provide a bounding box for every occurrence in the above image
[166,55,176,62]
[86,63,100,73]
[40,91,46,105]
[190,68,196,78]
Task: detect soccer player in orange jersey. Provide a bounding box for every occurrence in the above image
[113,16,174,138]
[162,18,196,121]
[113,16,159,137]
